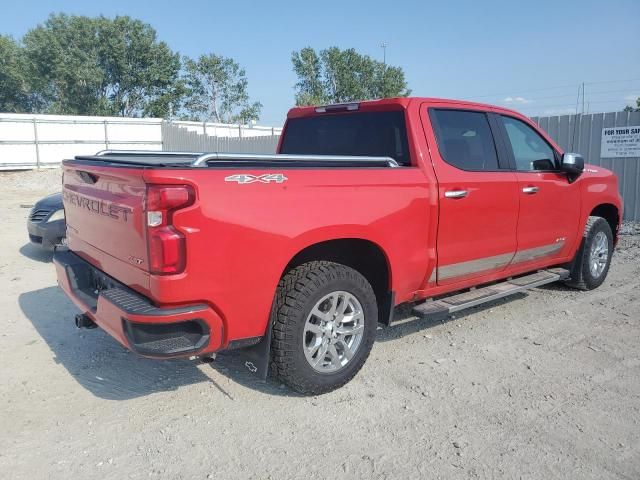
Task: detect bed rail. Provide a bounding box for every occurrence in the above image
[78,150,400,168]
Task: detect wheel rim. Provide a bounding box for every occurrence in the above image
[589,231,609,278]
[303,291,365,374]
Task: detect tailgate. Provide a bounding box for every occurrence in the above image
[62,162,149,279]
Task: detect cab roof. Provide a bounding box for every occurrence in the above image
[286,97,524,119]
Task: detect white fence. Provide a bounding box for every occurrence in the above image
[0,113,163,169]
[0,113,282,170]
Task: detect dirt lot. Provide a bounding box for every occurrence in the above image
[1,168,639,480]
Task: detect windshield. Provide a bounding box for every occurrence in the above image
[280,111,411,166]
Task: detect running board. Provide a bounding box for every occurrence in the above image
[411,268,570,322]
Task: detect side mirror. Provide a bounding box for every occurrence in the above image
[561,152,584,176]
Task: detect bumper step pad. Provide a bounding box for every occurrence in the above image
[411,268,569,322]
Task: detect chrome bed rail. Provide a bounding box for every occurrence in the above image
[191,152,399,168]
[87,150,400,168]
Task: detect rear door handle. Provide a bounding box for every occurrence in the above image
[444,190,468,199]
[522,186,539,194]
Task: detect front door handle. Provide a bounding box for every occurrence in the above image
[444,190,468,199]
[522,186,539,194]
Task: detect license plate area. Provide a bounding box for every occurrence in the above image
[65,259,123,312]
[89,267,118,294]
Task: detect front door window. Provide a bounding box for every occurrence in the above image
[501,116,556,171]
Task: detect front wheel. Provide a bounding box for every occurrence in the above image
[270,261,378,395]
[565,216,614,290]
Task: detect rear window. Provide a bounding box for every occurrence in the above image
[280,111,411,166]
[429,109,499,171]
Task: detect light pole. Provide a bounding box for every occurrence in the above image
[379,43,388,98]
[380,43,387,97]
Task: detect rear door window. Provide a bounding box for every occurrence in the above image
[429,109,500,171]
[280,111,411,166]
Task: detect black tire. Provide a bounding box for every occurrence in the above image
[565,216,613,290]
[271,261,378,395]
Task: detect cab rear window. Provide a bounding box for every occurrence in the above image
[280,111,411,166]
[429,109,500,171]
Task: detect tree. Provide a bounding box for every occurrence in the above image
[96,16,181,117]
[623,97,640,112]
[0,35,31,112]
[22,14,181,117]
[182,54,262,123]
[291,47,411,106]
[290,48,325,106]
[23,14,104,115]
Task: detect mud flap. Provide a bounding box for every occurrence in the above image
[378,291,396,327]
[240,325,272,380]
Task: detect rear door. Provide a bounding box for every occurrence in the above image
[496,115,580,264]
[423,106,519,286]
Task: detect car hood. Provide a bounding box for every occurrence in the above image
[34,192,63,209]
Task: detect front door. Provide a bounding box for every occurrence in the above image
[498,115,580,265]
[424,107,520,286]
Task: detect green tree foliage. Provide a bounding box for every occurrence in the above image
[0,35,31,112]
[291,47,411,106]
[182,54,262,123]
[95,16,181,117]
[290,48,325,106]
[623,97,640,112]
[1,14,262,122]
[22,14,181,117]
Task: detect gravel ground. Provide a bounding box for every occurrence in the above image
[1,169,639,480]
[0,167,62,192]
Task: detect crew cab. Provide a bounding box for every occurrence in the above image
[53,97,623,394]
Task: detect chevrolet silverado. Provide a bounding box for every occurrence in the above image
[53,97,623,394]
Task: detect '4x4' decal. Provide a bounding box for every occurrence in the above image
[224,174,288,184]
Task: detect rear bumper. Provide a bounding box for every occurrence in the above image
[53,250,224,358]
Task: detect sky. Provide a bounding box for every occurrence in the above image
[1,0,639,126]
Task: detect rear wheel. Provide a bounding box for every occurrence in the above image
[565,216,613,290]
[271,261,377,395]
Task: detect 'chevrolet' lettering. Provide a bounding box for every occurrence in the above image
[63,191,132,222]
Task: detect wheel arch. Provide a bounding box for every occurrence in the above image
[283,238,394,325]
[239,237,395,380]
[589,203,620,244]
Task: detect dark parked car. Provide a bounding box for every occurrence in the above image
[27,193,66,250]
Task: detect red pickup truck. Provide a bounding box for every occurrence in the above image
[54,97,622,394]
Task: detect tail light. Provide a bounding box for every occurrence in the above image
[146,185,195,274]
